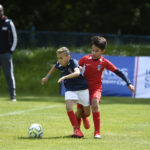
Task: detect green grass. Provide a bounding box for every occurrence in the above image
[0,96,150,150]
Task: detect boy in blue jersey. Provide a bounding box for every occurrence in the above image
[41,47,90,138]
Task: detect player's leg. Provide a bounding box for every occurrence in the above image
[66,100,84,138]
[82,106,91,129]
[91,98,101,138]
[75,103,83,128]
[1,53,16,101]
[65,91,84,138]
[90,89,102,139]
[66,100,78,128]
[77,89,91,129]
[76,104,91,129]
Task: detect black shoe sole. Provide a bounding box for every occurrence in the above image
[72,135,84,138]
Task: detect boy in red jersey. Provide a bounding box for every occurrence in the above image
[77,36,135,139]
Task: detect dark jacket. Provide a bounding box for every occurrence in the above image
[0,16,17,54]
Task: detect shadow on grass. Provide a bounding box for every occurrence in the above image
[18,135,86,140]
[2,95,150,105]
[17,95,64,104]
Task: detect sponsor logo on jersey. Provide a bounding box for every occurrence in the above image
[86,64,91,66]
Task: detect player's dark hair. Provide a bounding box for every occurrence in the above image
[91,36,107,50]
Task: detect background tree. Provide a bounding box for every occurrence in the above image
[1,0,150,35]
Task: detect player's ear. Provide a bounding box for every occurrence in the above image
[68,55,71,59]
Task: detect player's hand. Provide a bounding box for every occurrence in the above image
[41,77,48,85]
[58,76,66,83]
[128,84,135,93]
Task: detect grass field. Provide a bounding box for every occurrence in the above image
[0,96,150,150]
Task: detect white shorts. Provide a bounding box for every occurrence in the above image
[65,89,90,106]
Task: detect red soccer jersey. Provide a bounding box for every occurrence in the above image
[79,54,117,89]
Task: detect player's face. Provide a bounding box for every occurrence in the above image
[92,44,105,59]
[57,53,70,66]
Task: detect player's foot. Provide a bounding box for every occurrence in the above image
[94,132,102,139]
[11,96,16,102]
[11,98,16,102]
[82,117,90,129]
[72,128,84,138]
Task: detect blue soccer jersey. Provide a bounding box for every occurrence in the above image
[55,58,88,91]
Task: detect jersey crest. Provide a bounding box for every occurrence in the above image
[97,65,101,71]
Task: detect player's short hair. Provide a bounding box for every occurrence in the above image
[91,36,107,50]
[56,47,70,56]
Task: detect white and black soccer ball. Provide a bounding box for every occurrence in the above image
[28,123,44,138]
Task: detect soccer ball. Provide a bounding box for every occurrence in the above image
[28,123,44,138]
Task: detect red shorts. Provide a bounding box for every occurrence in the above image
[89,87,102,102]
[88,83,102,102]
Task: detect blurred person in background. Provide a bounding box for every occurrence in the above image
[0,4,17,101]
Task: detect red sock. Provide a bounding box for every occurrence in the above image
[92,111,100,134]
[77,103,83,109]
[67,111,79,129]
[76,103,83,128]
[77,118,81,128]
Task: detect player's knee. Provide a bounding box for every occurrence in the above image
[91,99,99,112]
[76,110,83,119]
[66,105,73,112]
[91,104,99,112]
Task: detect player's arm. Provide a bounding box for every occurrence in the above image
[79,55,89,66]
[114,69,135,92]
[105,59,135,93]
[9,20,17,52]
[58,67,80,83]
[78,56,86,72]
[41,65,56,85]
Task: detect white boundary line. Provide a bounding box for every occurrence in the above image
[0,105,60,117]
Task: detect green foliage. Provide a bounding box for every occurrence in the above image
[0,44,150,96]
[106,44,150,56]
[0,48,60,96]
[1,0,150,34]
[71,44,150,56]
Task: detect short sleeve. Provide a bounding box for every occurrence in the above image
[104,59,117,72]
[55,62,59,69]
[70,59,79,69]
[79,56,85,66]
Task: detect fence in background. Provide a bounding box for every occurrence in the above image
[17,29,150,49]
